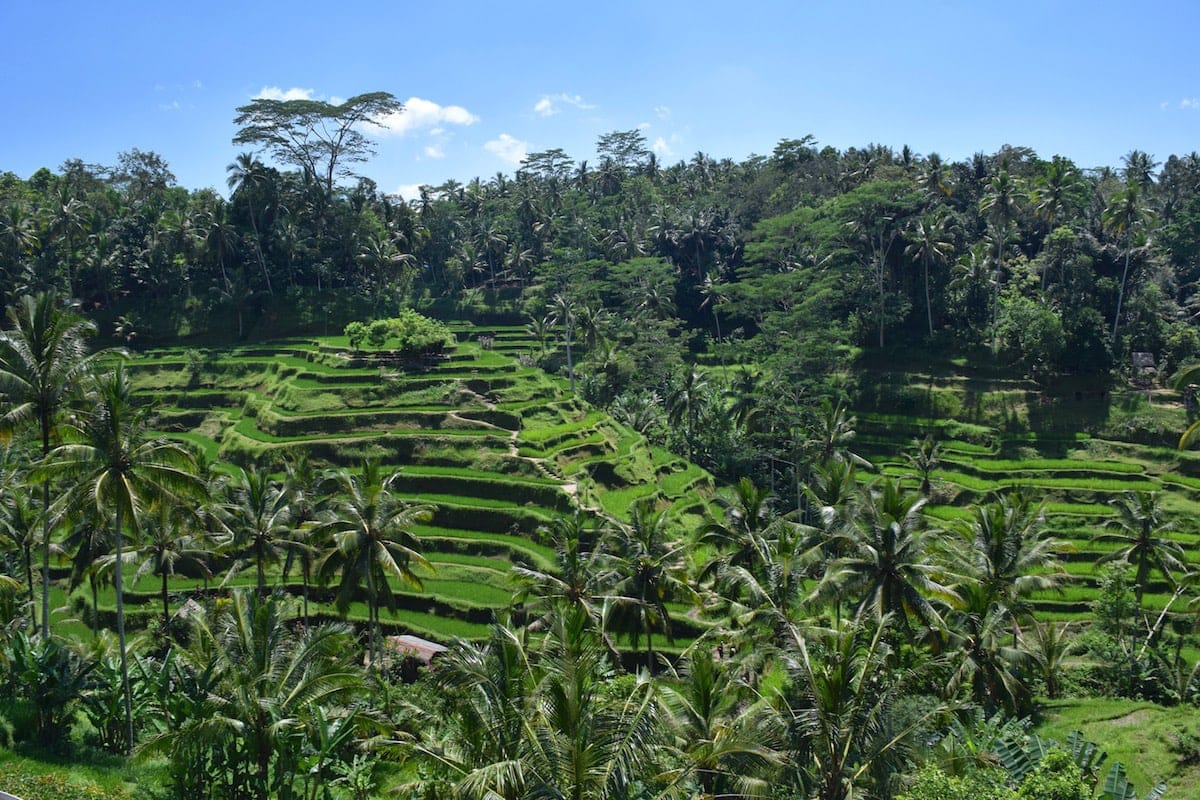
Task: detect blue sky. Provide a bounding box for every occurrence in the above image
[3,1,1198,198]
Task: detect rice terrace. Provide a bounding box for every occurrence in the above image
[5,9,1200,796]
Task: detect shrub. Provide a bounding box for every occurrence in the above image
[0,763,131,799]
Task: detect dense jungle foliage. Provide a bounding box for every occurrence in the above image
[2,95,1200,799]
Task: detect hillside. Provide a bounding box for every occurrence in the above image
[850,346,1200,626]
[107,325,714,643]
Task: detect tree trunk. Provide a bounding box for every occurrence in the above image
[162,569,170,621]
[40,452,50,636]
[24,544,34,633]
[564,320,575,394]
[1112,245,1133,344]
[91,576,99,638]
[924,254,933,336]
[114,503,133,754]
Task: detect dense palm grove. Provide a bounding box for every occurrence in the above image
[2,97,1198,798]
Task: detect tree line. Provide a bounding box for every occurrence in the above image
[6,110,1200,488]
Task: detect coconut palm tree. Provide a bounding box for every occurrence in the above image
[659,647,785,799]
[1094,491,1186,606]
[607,499,693,671]
[1103,181,1151,344]
[314,458,433,671]
[280,453,325,627]
[944,582,1032,717]
[43,364,202,752]
[140,590,366,800]
[782,618,944,800]
[419,623,535,800]
[0,465,42,628]
[666,366,711,460]
[979,169,1023,349]
[0,291,98,635]
[955,491,1067,629]
[815,478,955,635]
[62,506,113,637]
[699,477,777,584]
[128,499,212,621]
[1031,158,1085,278]
[904,209,954,336]
[524,606,661,800]
[221,463,293,596]
[512,509,617,636]
[549,293,576,393]
[226,152,273,296]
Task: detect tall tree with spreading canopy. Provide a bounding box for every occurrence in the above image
[233,91,402,196]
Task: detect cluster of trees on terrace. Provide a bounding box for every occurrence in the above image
[0,294,1195,799]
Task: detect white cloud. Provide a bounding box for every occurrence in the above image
[192,79,204,90]
[485,133,529,165]
[654,105,671,120]
[376,96,479,136]
[533,93,595,117]
[652,136,673,158]
[636,121,651,130]
[424,144,446,159]
[158,100,182,112]
[254,86,316,101]
[393,184,425,201]
[1182,97,1200,110]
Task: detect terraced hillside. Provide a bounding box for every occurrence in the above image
[853,356,1200,624]
[103,329,714,643]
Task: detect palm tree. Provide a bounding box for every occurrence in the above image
[43,364,202,752]
[944,582,1032,717]
[659,647,784,799]
[419,623,535,800]
[1102,181,1151,344]
[1122,149,1160,190]
[141,591,365,800]
[315,458,433,671]
[129,499,212,621]
[0,465,41,627]
[1031,158,1084,280]
[1023,620,1075,700]
[783,619,942,800]
[666,366,711,460]
[525,313,553,359]
[607,498,693,671]
[280,453,324,627]
[979,169,1022,350]
[221,463,292,595]
[699,270,728,342]
[903,435,940,496]
[807,400,869,470]
[1094,491,1186,606]
[549,293,576,393]
[955,491,1067,628]
[699,477,777,584]
[0,292,98,636]
[512,509,617,637]
[904,209,954,336]
[815,478,955,634]
[62,506,113,637]
[524,607,661,800]
[226,152,273,296]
